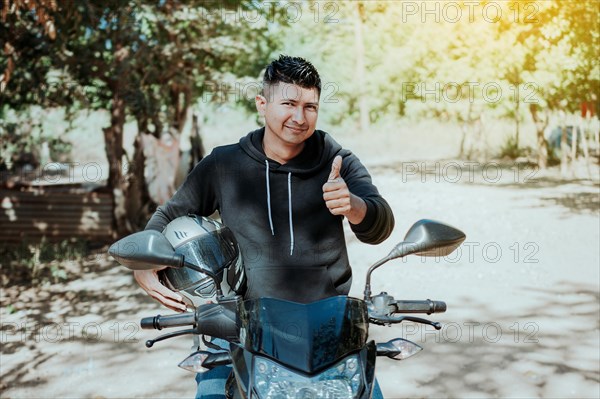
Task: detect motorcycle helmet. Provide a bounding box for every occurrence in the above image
[158,214,245,307]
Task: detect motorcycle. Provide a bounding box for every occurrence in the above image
[109,219,465,398]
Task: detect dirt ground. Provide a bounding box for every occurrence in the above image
[1,157,599,398]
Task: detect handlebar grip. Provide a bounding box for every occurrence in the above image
[141,317,157,330]
[394,300,447,314]
[431,301,446,313]
[140,313,195,330]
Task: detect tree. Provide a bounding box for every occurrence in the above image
[1,0,283,236]
[498,0,599,168]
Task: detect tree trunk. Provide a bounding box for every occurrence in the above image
[103,92,130,237]
[354,2,369,133]
[578,119,593,179]
[459,123,468,159]
[126,134,154,230]
[515,96,520,147]
[458,105,469,159]
[174,110,206,189]
[529,104,549,169]
[559,112,569,176]
[570,124,578,161]
[171,85,191,133]
[513,69,520,147]
[191,112,205,164]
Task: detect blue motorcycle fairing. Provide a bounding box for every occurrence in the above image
[237,296,369,373]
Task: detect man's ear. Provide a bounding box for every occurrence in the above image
[255,94,267,116]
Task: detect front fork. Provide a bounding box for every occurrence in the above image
[363,341,379,399]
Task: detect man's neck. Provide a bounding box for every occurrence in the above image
[262,135,305,164]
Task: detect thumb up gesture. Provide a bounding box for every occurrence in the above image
[322,155,367,225]
[328,154,343,182]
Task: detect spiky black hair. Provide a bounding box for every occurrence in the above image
[262,55,321,97]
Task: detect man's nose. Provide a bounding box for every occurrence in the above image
[291,106,305,124]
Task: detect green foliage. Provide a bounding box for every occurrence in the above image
[0,238,88,286]
[0,107,72,169]
[1,1,284,234]
[498,134,530,160]
[512,0,600,112]
[1,1,283,129]
[272,1,597,166]
[1,0,598,167]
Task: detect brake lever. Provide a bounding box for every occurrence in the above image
[145,329,195,348]
[398,316,442,330]
[369,315,442,330]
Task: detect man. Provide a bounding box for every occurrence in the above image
[134,55,394,398]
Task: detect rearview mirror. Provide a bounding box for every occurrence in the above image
[108,230,184,270]
[389,219,466,260]
[364,219,466,300]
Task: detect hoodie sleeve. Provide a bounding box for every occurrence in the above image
[340,152,395,245]
[145,151,219,232]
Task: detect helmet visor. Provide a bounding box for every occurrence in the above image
[162,227,239,291]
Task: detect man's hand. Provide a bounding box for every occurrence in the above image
[133,269,187,312]
[322,155,367,225]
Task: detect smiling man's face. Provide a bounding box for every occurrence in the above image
[256,82,320,151]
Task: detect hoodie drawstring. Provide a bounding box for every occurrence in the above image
[264,160,295,255]
[288,172,294,256]
[265,160,275,236]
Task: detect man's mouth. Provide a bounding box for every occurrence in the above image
[285,125,306,133]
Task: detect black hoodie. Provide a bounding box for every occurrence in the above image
[146,128,394,303]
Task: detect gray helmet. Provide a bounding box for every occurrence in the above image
[158,215,245,307]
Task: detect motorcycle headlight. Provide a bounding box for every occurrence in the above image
[253,354,364,399]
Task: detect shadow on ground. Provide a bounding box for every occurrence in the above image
[1,242,599,398]
[0,253,195,398]
[376,281,600,398]
[540,192,600,214]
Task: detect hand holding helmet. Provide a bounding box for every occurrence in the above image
[130,215,245,311]
[157,214,245,309]
[133,268,187,312]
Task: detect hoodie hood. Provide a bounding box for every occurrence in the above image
[239,127,342,175]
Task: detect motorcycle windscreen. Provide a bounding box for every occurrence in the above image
[238,296,368,373]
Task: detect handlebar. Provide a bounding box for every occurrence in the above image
[368,293,447,328]
[141,313,195,330]
[394,299,446,315]
[140,299,240,346]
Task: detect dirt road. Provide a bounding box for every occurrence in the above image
[1,161,599,398]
